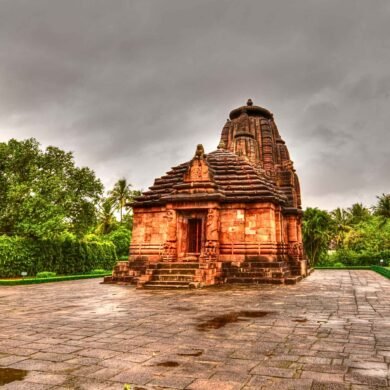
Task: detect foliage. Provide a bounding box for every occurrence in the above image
[373,193,390,225]
[105,227,131,257]
[36,271,57,278]
[330,208,350,249]
[347,203,371,225]
[90,269,107,274]
[371,265,390,279]
[302,208,334,266]
[0,235,117,277]
[0,138,103,239]
[95,198,118,235]
[343,216,390,253]
[0,272,111,286]
[305,194,390,267]
[319,249,390,267]
[108,178,132,223]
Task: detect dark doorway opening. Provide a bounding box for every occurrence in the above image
[188,218,202,254]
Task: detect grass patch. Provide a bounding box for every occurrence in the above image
[314,266,371,270]
[0,272,111,286]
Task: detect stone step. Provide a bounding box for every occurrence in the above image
[285,276,303,284]
[142,284,190,289]
[155,262,200,269]
[104,276,135,283]
[146,280,191,285]
[223,271,267,277]
[151,274,195,281]
[153,269,198,275]
[226,277,285,284]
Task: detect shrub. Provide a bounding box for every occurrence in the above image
[36,271,57,278]
[105,227,130,257]
[326,249,390,267]
[371,265,390,279]
[90,269,107,274]
[0,235,117,278]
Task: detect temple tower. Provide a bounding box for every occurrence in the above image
[105,100,307,288]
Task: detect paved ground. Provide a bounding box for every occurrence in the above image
[0,271,390,389]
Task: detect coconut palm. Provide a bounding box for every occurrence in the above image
[347,203,371,225]
[373,193,390,226]
[109,178,132,223]
[303,207,334,266]
[330,208,350,248]
[96,198,117,235]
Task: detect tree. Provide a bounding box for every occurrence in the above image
[347,203,371,225]
[0,138,103,238]
[302,207,334,266]
[330,208,350,249]
[373,193,390,225]
[108,178,133,223]
[95,198,117,235]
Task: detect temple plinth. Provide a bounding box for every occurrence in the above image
[105,100,308,288]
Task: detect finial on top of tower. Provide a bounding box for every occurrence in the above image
[194,144,205,159]
[247,98,253,106]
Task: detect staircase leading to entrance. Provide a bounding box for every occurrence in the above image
[139,260,220,289]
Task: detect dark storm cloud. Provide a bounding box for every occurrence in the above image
[0,0,389,209]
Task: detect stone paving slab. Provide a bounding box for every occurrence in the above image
[0,270,390,389]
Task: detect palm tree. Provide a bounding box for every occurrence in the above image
[330,208,350,249]
[373,193,390,226]
[109,178,132,223]
[96,198,117,235]
[347,203,371,225]
[303,208,334,266]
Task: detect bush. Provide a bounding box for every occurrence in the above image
[0,235,117,278]
[90,269,107,274]
[371,265,390,279]
[325,249,390,267]
[36,271,57,278]
[105,227,130,257]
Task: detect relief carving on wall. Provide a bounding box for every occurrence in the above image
[287,242,303,259]
[204,209,219,258]
[162,210,177,258]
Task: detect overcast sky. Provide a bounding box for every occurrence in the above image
[0,0,389,210]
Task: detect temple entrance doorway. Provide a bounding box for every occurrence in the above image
[187,218,202,255]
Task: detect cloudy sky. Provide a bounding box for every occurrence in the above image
[0,0,389,210]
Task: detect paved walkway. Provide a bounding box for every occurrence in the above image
[0,270,389,389]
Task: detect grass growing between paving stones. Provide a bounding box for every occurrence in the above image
[0,270,111,285]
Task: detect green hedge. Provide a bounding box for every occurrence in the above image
[0,236,117,278]
[323,250,390,267]
[371,265,390,279]
[0,273,111,286]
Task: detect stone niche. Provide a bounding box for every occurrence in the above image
[105,100,310,288]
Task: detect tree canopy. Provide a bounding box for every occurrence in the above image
[303,194,390,266]
[0,138,103,239]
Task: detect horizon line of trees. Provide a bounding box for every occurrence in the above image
[1,137,389,274]
[303,194,390,267]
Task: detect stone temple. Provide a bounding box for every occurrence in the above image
[105,99,308,288]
